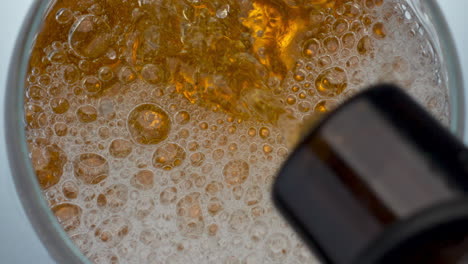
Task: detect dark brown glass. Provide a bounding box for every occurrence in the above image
[273,85,468,264]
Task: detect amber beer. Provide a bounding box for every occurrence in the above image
[25,0,449,262]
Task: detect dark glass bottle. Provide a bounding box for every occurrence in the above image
[273,84,468,264]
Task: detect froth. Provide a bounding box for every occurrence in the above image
[24,0,449,263]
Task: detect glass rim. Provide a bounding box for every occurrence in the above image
[414,0,465,137]
[4,1,465,263]
[5,0,90,263]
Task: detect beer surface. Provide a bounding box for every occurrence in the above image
[24,0,449,263]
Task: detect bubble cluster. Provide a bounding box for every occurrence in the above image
[130,170,154,191]
[24,0,450,263]
[152,143,186,170]
[94,216,130,247]
[69,15,112,59]
[30,143,66,189]
[62,180,79,199]
[127,104,171,145]
[52,203,82,231]
[96,184,129,212]
[77,105,98,123]
[223,160,250,186]
[160,187,177,205]
[265,233,291,261]
[315,67,348,97]
[73,153,108,184]
[108,139,132,158]
[176,193,205,238]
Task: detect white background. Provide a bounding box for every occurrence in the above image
[0,0,467,263]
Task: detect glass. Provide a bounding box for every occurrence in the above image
[4,0,465,263]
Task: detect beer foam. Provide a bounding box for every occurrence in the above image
[24,0,449,263]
